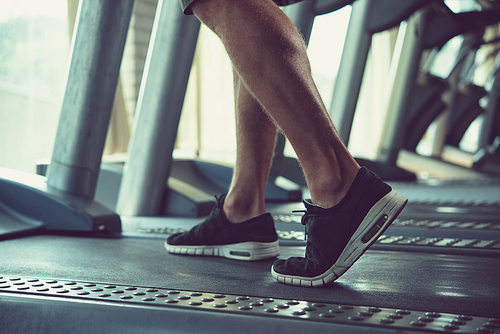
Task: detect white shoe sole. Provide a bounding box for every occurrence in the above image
[271,189,408,287]
[165,240,280,261]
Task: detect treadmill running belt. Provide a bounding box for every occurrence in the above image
[0,235,498,318]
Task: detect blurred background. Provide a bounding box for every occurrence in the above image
[0,0,490,175]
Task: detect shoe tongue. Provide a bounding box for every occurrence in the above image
[303,199,327,213]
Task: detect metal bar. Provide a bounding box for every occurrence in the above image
[329,0,373,145]
[2,275,496,332]
[116,0,200,216]
[478,62,500,149]
[269,1,317,182]
[283,0,316,45]
[47,0,134,199]
[377,10,425,164]
[315,0,354,16]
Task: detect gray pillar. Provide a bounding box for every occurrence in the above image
[116,0,200,216]
[329,0,373,145]
[283,0,316,45]
[478,56,500,150]
[47,0,134,199]
[377,10,425,164]
[315,0,354,14]
[270,0,353,184]
[270,1,317,181]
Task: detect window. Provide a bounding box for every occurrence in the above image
[0,0,69,172]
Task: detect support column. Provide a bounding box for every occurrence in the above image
[116,0,200,216]
[0,0,132,238]
[329,0,373,145]
[377,11,425,165]
[270,0,356,186]
[47,0,135,199]
[269,0,317,186]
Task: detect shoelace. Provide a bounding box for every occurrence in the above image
[292,209,331,240]
[292,210,307,240]
[292,210,330,225]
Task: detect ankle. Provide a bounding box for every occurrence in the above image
[308,166,360,209]
[223,193,267,223]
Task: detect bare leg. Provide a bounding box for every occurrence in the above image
[223,69,278,223]
[168,0,407,281]
[192,0,360,208]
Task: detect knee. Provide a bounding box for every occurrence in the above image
[190,0,259,36]
[190,0,224,32]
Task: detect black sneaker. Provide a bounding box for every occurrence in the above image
[271,167,407,287]
[165,196,280,261]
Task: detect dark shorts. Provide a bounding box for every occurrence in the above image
[180,0,305,15]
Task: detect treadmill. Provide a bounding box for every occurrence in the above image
[0,0,499,333]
